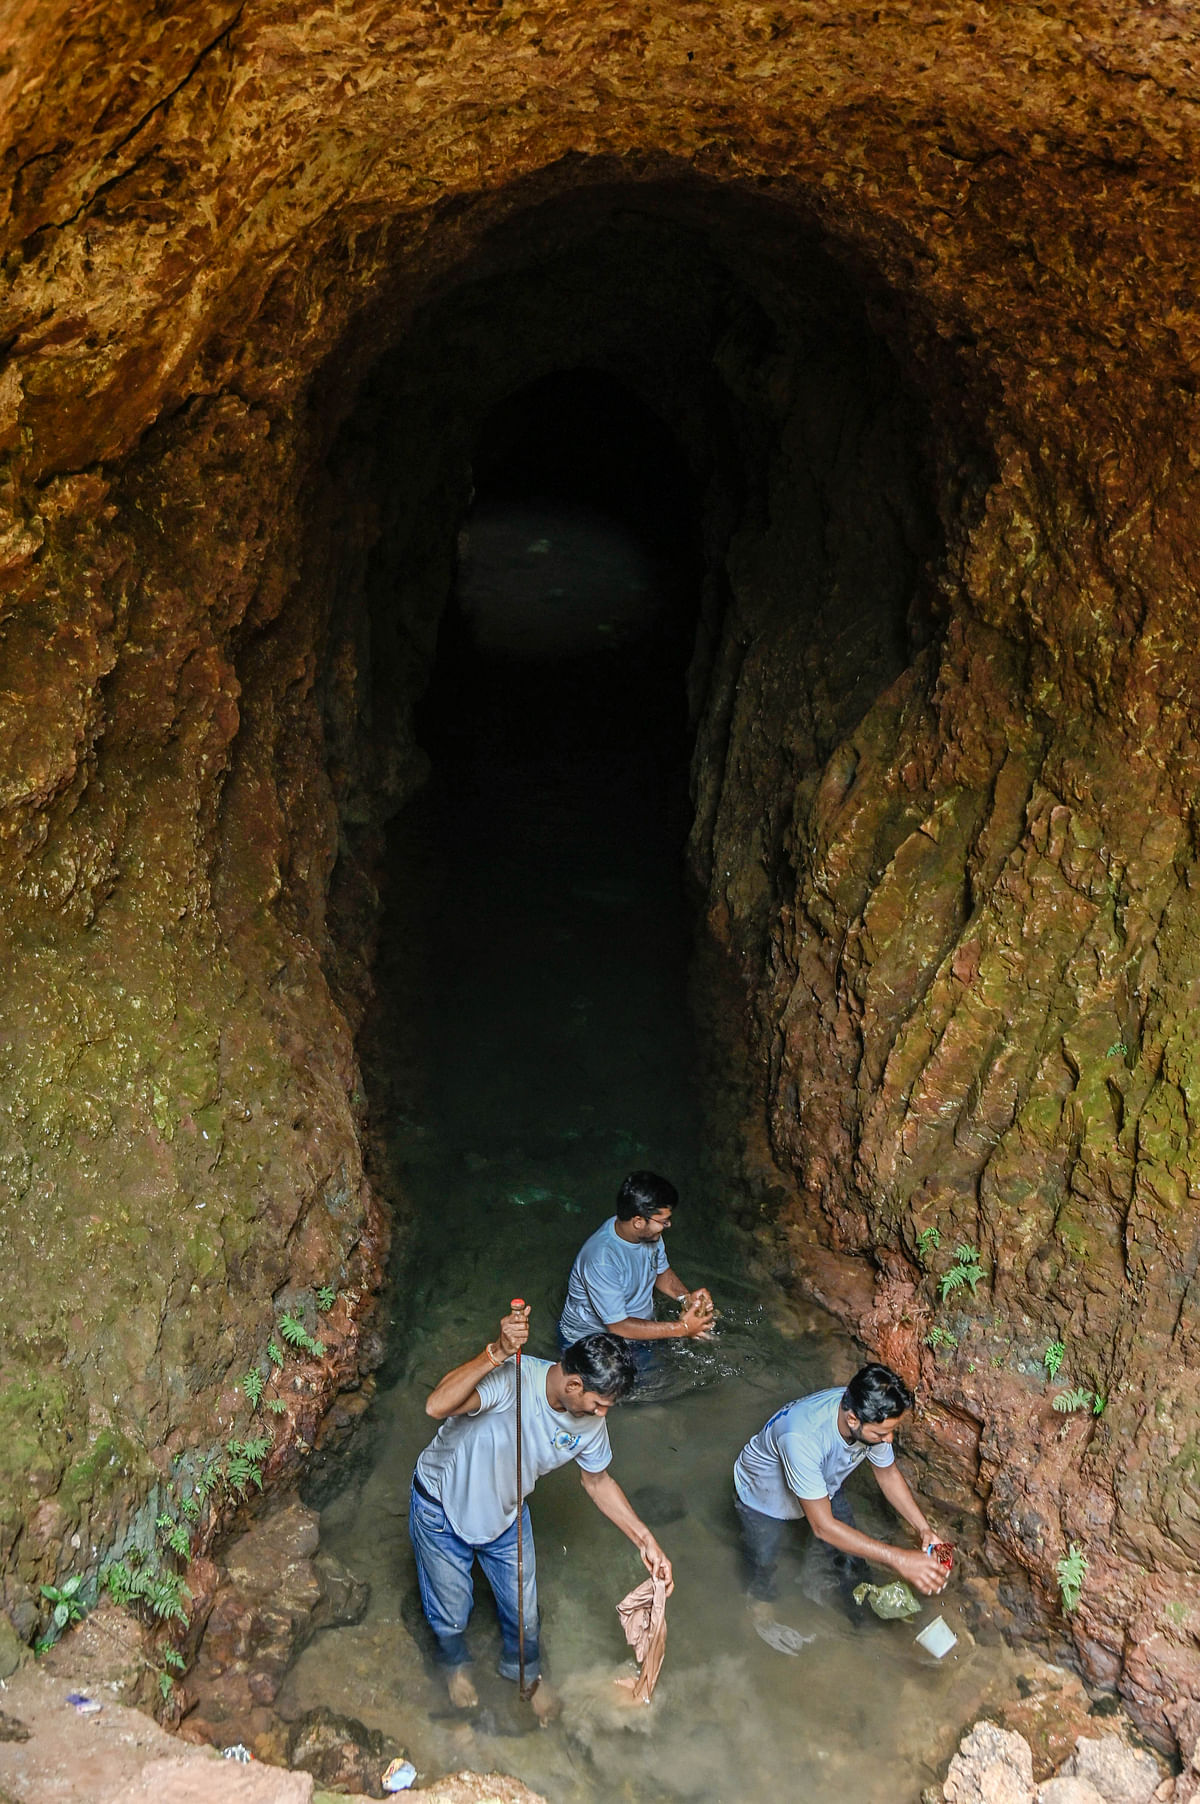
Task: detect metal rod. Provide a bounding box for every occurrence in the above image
[510,1297,531,1702]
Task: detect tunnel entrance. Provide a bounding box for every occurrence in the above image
[264,212,1037,1798]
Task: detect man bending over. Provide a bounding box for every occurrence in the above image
[558,1170,715,1350]
[410,1304,673,1719]
[734,1363,948,1641]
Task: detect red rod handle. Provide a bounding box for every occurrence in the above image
[511,1297,526,1310]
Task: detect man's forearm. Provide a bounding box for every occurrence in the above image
[425,1342,501,1418]
[580,1468,650,1543]
[872,1463,933,1540]
[605,1313,691,1340]
[809,1513,911,1573]
[653,1269,688,1301]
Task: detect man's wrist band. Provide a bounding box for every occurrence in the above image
[484,1341,504,1366]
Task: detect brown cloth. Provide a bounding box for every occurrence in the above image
[614,1574,669,1703]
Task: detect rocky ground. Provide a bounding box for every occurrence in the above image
[0,1647,545,1804]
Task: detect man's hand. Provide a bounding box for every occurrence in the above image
[890,1547,948,1597]
[679,1293,715,1337]
[497,1303,531,1358]
[638,1533,674,1594]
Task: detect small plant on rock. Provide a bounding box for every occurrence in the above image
[223,1439,265,1497]
[241,1368,265,1409]
[278,1312,325,1359]
[155,1647,186,1702]
[266,1397,288,1415]
[316,1285,337,1310]
[36,1575,86,1651]
[925,1325,958,1352]
[1056,1542,1088,1613]
[193,1455,223,1505]
[1053,1387,1095,1414]
[102,1553,191,1627]
[267,1339,285,1369]
[1043,1340,1066,1379]
[938,1245,987,1301]
[156,1513,192,1562]
[916,1227,941,1264]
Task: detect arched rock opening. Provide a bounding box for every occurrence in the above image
[1,4,1198,1759]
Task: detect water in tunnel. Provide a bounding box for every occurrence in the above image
[266,364,1026,1802]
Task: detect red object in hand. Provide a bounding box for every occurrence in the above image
[932,1542,955,1571]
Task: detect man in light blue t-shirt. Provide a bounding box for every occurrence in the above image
[558,1170,715,1352]
[410,1304,674,1721]
[733,1363,948,1648]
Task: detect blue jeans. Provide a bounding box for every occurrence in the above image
[409,1480,540,1680]
[735,1484,863,1602]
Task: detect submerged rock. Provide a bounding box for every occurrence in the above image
[288,1706,394,1798]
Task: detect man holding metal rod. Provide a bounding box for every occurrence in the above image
[409,1302,675,1721]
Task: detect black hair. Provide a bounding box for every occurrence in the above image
[561,1332,639,1401]
[843,1363,914,1424]
[615,1170,679,1222]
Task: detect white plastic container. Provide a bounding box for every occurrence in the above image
[915,1614,958,1658]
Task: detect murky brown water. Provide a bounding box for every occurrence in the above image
[279,524,1022,1800]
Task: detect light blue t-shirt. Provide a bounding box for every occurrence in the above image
[733,1387,895,1520]
[558,1216,670,1343]
[415,1356,612,1545]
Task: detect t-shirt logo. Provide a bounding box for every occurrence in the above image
[552,1429,582,1452]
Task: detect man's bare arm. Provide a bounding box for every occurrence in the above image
[579,1466,674,1590]
[425,1305,528,1420]
[603,1290,713,1340]
[799,1493,946,1597]
[870,1459,934,1543]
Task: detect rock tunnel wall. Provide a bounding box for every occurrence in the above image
[1,0,1199,1756]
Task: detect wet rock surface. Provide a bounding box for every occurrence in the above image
[182,1498,370,1763]
[0,0,1199,1776]
[287,1706,395,1798]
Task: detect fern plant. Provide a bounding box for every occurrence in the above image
[1053,1387,1095,1413]
[223,1435,270,1494]
[156,1647,186,1702]
[925,1325,958,1351]
[1044,1340,1066,1379]
[155,1513,192,1561]
[938,1245,987,1300]
[194,1456,223,1504]
[101,1555,191,1627]
[278,1313,325,1358]
[1056,1542,1088,1612]
[316,1285,337,1310]
[267,1339,285,1369]
[241,1368,265,1409]
[916,1227,941,1264]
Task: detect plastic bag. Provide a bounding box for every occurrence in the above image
[852,1580,921,1620]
